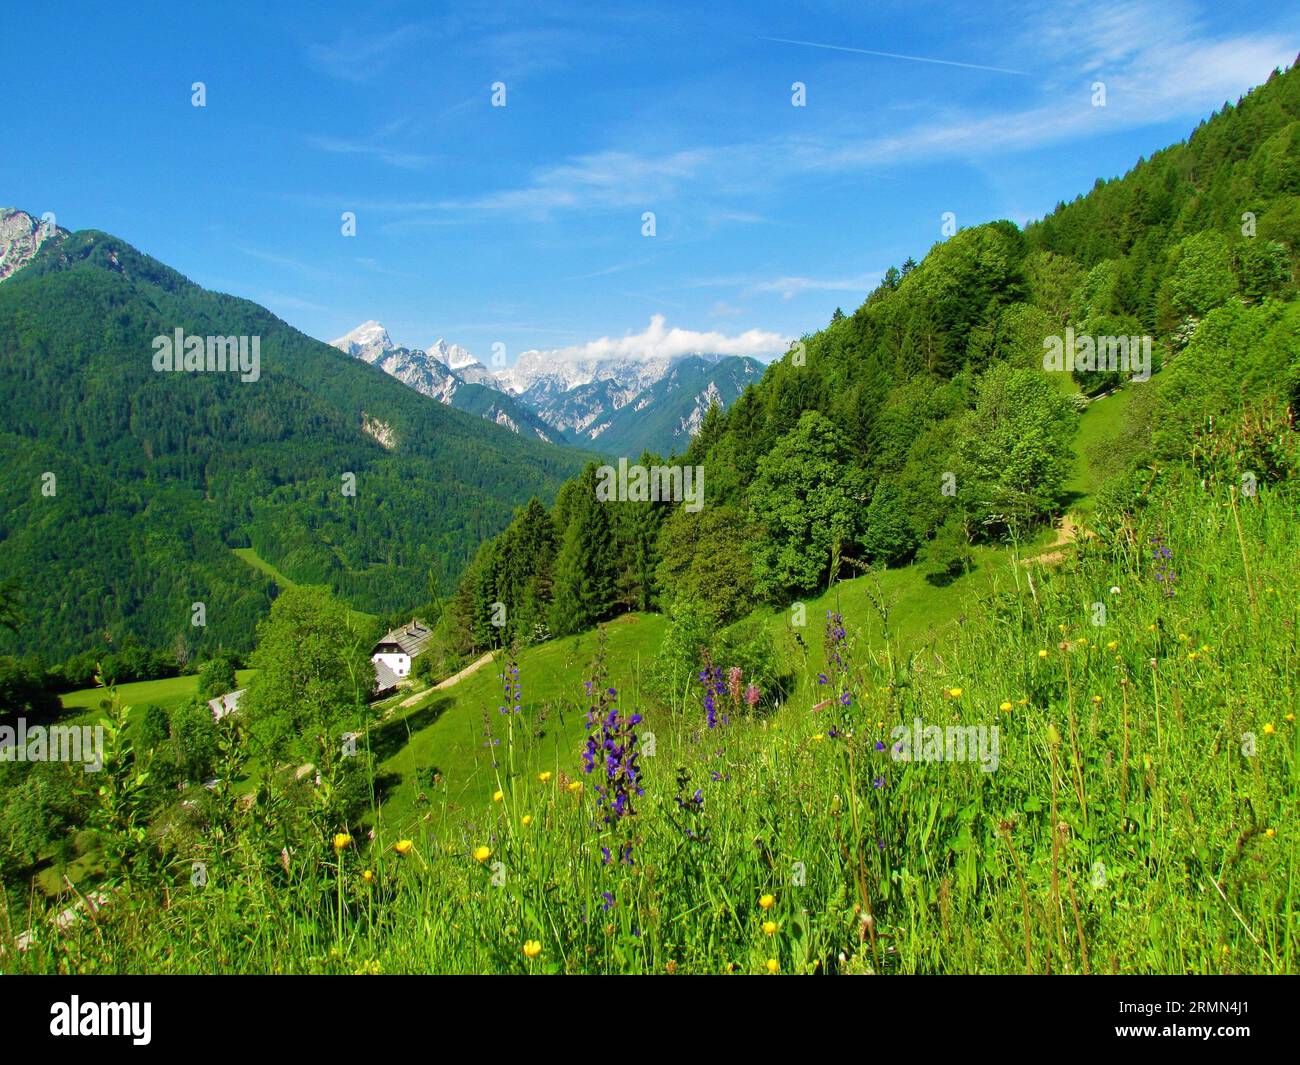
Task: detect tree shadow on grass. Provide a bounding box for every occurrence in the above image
[368,697,454,762]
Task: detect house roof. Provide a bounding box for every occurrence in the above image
[373,659,401,693]
[373,619,433,658]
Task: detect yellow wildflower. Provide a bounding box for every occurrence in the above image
[762,921,777,936]
[394,839,413,855]
[333,833,352,852]
[758,894,775,910]
[473,845,491,863]
[523,940,542,959]
[765,959,779,974]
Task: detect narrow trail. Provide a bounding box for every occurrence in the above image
[1023,512,1087,565]
[398,651,495,708]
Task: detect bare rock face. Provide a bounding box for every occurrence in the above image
[0,208,64,283]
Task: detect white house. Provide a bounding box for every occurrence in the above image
[371,619,433,693]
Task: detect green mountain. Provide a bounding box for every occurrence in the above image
[440,60,1300,652]
[0,219,590,661]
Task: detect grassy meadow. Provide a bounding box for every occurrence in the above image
[10,454,1295,975]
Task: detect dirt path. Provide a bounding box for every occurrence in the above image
[1023,513,1085,565]
[398,651,495,708]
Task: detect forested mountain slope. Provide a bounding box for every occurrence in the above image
[0,223,590,660]
[434,60,1300,661]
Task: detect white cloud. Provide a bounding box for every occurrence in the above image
[523,314,789,361]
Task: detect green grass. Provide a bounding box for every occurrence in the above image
[233,547,377,627]
[1065,386,1137,509]
[59,670,257,718]
[16,472,1294,975]
[232,547,298,587]
[12,383,1296,975]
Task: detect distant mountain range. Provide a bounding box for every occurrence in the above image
[330,321,563,443]
[331,321,765,456]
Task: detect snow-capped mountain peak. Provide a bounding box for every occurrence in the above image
[330,320,394,363]
[426,337,483,371]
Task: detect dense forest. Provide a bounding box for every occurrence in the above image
[434,62,1300,665]
[0,233,591,665]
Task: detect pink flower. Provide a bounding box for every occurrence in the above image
[728,666,743,702]
[744,683,761,708]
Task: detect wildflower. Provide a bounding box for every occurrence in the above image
[728,666,743,702]
[521,814,533,827]
[1286,713,1296,723]
[948,687,962,698]
[568,780,583,794]
[759,894,775,910]
[1109,586,1120,595]
[812,733,825,742]
[1106,641,1118,651]
[473,846,491,863]
[394,839,414,855]
[1000,701,1013,713]
[765,959,780,974]
[1038,649,1049,659]
[493,789,504,802]
[700,659,730,729]
[333,833,352,853]
[1091,695,1103,705]
[744,683,761,708]
[582,677,643,824]
[762,921,777,936]
[538,771,552,783]
[1263,722,1276,736]
[523,940,542,959]
[362,869,374,882]
[1265,828,1276,839]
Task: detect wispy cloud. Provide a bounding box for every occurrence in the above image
[411,3,1291,222]
[749,273,883,301]
[305,23,432,82]
[305,134,434,170]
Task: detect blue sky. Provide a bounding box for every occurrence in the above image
[6,0,1296,364]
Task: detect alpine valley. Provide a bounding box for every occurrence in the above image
[330,318,766,456]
